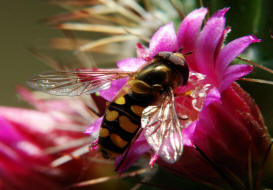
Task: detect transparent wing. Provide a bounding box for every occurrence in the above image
[141,90,185,163]
[27,69,133,96]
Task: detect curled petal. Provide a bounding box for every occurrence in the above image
[149,22,177,58]
[203,88,221,108]
[190,83,268,180]
[99,78,128,102]
[136,43,150,60]
[16,86,44,110]
[214,27,231,60]
[182,121,197,146]
[213,7,230,17]
[0,107,55,133]
[181,89,221,148]
[216,35,261,75]
[117,58,146,72]
[85,117,103,134]
[115,133,150,173]
[0,116,47,158]
[0,116,22,143]
[195,8,229,75]
[177,8,208,69]
[177,7,207,49]
[219,64,253,92]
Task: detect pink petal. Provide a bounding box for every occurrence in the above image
[0,116,22,143]
[136,43,150,60]
[0,107,55,133]
[219,64,253,92]
[213,7,230,17]
[182,121,197,146]
[203,88,221,108]
[214,27,231,60]
[149,153,159,167]
[114,132,150,173]
[216,35,261,75]
[149,22,177,58]
[189,84,265,176]
[117,58,146,72]
[176,8,208,71]
[192,102,250,168]
[177,7,207,53]
[195,8,229,75]
[85,117,103,134]
[0,116,48,158]
[99,78,128,102]
[16,86,44,110]
[182,89,221,147]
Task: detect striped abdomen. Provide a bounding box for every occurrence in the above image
[98,93,152,158]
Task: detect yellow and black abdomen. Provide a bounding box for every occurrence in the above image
[98,55,188,159]
[98,93,152,158]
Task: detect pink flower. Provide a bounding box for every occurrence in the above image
[0,87,93,190]
[86,7,270,187]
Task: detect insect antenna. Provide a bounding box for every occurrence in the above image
[176,47,192,56]
[184,51,192,56]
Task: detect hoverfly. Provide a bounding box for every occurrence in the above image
[27,51,189,165]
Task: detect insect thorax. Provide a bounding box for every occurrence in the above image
[133,59,185,94]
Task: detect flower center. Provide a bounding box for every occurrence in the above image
[175,72,212,127]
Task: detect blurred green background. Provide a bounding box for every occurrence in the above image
[0,0,62,107]
[0,0,272,189]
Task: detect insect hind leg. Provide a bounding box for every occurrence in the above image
[115,128,143,172]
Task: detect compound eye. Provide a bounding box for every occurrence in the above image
[169,54,189,86]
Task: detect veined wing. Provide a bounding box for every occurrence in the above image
[141,89,185,163]
[27,69,133,96]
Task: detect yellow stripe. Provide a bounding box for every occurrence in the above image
[119,115,139,133]
[114,96,126,105]
[105,110,119,121]
[110,134,128,148]
[130,105,144,117]
[99,128,109,137]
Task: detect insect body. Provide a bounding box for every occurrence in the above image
[27,51,189,164]
[98,52,189,159]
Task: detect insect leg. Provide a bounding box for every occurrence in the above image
[115,128,143,172]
